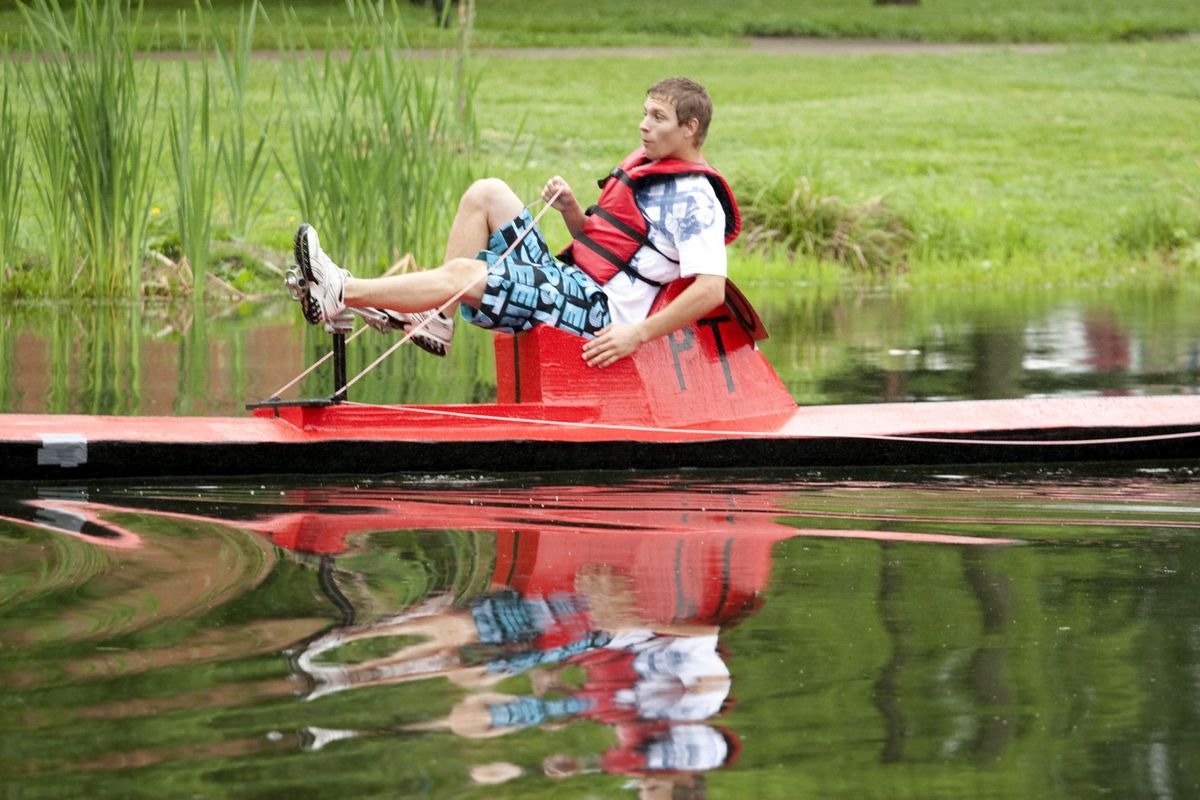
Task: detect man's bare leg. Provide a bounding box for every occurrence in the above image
[343,178,525,314]
[343,257,488,311]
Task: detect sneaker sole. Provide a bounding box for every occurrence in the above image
[401,313,451,357]
[410,335,448,358]
[293,224,323,325]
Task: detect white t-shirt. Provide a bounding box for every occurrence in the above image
[601,173,728,326]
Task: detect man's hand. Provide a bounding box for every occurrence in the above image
[542,176,586,238]
[581,275,725,368]
[541,176,576,211]
[582,322,647,368]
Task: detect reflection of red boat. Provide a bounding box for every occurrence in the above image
[3,481,1016,558]
[3,283,1198,479]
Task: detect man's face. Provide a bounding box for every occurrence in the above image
[640,95,696,161]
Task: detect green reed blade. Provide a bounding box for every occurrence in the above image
[212,0,274,241]
[170,11,219,291]
[0,68,24,280]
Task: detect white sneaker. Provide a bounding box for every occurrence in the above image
[292,224,348,325]
[347,306,452,357]
[386,309,455,357]
[345,305,393,333]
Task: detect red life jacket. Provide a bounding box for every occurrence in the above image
[559,148,741,287]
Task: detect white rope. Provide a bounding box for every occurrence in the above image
[340,400,1200,447]
[269,323,370,400]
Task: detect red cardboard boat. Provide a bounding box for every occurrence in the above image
[3,282,1198,480]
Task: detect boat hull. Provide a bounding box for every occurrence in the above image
[3,394,1197,480]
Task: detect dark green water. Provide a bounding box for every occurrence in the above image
[0,470,1198,798]
[1,285,1199,797]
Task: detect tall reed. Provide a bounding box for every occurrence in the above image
[170,15,220,289]
[282,0,476,274]
[21,0,161,296]
[212,0,273,241]
[0,65,23,281]
[454,0,476,125]
[0,303,11,409]
[28,101,75,294]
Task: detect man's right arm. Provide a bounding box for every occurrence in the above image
[542,176,586,238]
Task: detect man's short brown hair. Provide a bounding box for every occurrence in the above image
[647,76,713,146]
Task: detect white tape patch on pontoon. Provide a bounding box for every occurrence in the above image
[37,433,88,468]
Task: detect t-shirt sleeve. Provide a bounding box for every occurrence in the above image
[656,176,728,278]
[662,176,724,280]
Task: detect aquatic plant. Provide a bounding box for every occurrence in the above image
[281,0,476,273]
[21,0,161,296]
[27,102,75,293]
[740,173,915,272]
[0,67,22,279]
[212,0,273,241]
[169,15,220,289]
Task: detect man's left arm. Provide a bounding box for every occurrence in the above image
[581,275,725,369]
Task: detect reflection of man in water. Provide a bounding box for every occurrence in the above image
[293,566,745,788]
[421,627,732,734]
[296,587,613,698]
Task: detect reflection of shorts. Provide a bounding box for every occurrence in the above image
[460,210,611,337]
[464,589,612,676]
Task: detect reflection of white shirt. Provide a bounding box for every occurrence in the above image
[607,631,731,720]
[601,174,728,326]
[645,724,730,771]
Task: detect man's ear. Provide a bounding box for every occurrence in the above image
[682,117,701,140]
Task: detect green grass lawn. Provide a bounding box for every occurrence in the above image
[460,0,1200,45]
[1,1,1198,295]
[450,40,1200,288]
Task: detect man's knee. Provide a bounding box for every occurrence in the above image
[460,178,514,210]
[460,178,522,224]
[444,257,488,303]
[445,256,485,278]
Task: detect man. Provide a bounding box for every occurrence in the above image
[289,76,740,368]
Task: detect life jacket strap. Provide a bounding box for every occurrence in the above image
[587,205,679,266]
[598,166,635,190]
[574,232,665,288]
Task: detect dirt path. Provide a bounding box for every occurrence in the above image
[166,34,1198,62]
[461,36,1066,59]
[746,36,1065,55]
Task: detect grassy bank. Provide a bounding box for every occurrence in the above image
[472,41,1200,289]
[3,0,1200,49]
[0,2,1198,297]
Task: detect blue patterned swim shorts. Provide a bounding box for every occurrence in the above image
[461,210,611,337]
